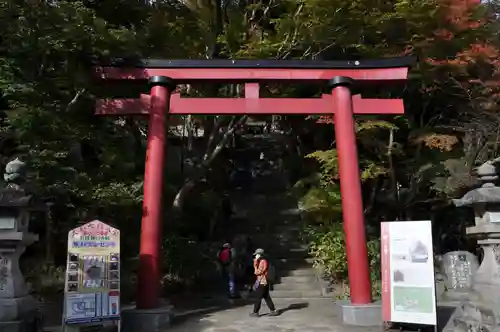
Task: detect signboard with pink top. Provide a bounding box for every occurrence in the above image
[62,220,121,331]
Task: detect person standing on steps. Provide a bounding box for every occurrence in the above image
[250,248,279,317]
[217,242,238,299]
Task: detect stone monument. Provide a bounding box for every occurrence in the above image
[0,158,39,332]
[441,251,479,301]
[444,158,500,332]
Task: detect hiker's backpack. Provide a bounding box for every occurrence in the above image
[267,260,276,284]
[219,247,232,265]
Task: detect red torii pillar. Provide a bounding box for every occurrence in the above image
[94,58,413,325]
[138,76,175,309]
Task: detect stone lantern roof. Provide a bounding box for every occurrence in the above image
[452,158,500,207]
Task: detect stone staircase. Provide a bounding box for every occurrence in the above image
[231,133,324,299]
[265,228,323,299]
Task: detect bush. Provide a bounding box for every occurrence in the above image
[161,234,218,294]
[293,148,383,299]
[304,224,380,284]
[23,260,66,299]
[337,277,382,300]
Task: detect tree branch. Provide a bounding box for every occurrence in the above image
[172,115,248,210]
[203,116,222,162]
[65,88,86,113]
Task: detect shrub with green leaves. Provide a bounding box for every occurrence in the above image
[294,147,383,298]
[304,224,380,284]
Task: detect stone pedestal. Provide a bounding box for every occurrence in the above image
[0,159,40,332]
[0,240,39,332]
[337,300,382,327]
[121,305,174,332]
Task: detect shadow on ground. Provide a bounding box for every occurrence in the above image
[437,305,456,332]
[272,302,309,316]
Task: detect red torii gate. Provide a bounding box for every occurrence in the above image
[93,57,413,323]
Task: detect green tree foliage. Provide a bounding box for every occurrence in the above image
[1,0,499,301]
[294,129,383,294]
[0,0,249,298]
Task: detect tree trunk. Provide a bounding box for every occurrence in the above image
[187,115,194,152]
[45,203,54,264]
[172,115,248,210]
[387,128,400,220]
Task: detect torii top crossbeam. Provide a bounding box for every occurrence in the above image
[94,57,415,116]
[94,57,414,83]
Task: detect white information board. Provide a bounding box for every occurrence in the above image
[63,220,120,331]
[381,220,437,326]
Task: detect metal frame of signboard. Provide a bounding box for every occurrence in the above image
[383,322,438,331]
[381,220,439,331]
[62,220,121,332]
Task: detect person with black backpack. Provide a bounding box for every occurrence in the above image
[217,242,238,298]
[250,248,278,317]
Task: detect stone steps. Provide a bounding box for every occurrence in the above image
[251,237,306,249]
[270,249,310,260]
[277,275,317,283]
[270,289,324,299]
[273,282,318,291]
[279,268,316,277]
[229,136,324,300]
[275,257,315,267]
[266,243,309,253]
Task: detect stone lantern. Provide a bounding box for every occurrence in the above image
[0,158,39,332]
[444,159,500,331]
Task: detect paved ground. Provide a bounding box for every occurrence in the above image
[169,299,380,332]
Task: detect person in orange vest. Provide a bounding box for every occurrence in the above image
[250,248,278,317]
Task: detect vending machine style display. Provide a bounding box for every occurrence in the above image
[63,220,121,332]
